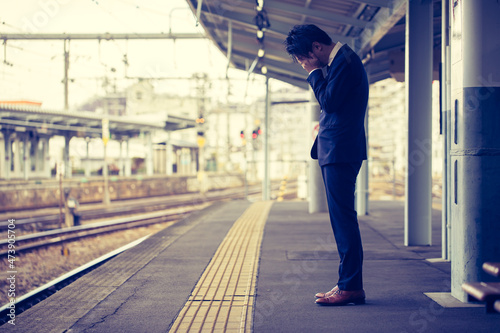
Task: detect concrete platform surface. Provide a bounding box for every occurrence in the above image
[254,201,499,333]
[3,200,499,333]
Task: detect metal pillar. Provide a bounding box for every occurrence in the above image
[3,131,12,180]
[441,0,452,261]
[308,89,327,213]
[404,0,433,246]
[42,137,51,178]
[262,76,271,201]
[64,135,71,178]
[63,39,70,110]
[13,136,21,178]
[450,0,500,301]
[22,134,29,180]
[103,140,110,205]
[33,136,41,177]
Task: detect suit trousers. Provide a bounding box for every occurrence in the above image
[321,162,363,291]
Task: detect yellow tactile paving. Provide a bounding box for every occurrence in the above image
[169,201,273,333]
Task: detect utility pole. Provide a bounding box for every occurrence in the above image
[0,32,206,112]
[195,73,208,192]
[102,118,110,205]
[63,39,70,110]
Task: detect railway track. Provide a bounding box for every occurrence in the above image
[0,182,298,256]
[0,235,151,326]
[0,206,200,257]
[0,187,248,231]
[0,181,296,232]
[0,181,298,326]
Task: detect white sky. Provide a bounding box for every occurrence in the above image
[0,0,271,109]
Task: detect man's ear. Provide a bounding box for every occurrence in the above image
[312,41,322,51]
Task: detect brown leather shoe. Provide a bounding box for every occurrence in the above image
[315,285,339,298]
[315,289,365,306]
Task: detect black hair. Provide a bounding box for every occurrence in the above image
[284,24,333,60]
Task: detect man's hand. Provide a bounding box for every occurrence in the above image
[296,52,322,73]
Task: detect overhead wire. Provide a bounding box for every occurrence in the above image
[1,1,218,107]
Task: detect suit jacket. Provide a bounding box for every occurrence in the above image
[308,44,368,166]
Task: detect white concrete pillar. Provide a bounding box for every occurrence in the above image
[124,139,131,177]
[191,148,197,175]
[13,136,21,178]
[118,139,124,176]
[356,110,369,216]
[42,137,51,178]
[146,132,153,176]
[450,0,500,301]
[23,134,29,180]
[84,138,91,177]
[166,133,173,176]
[356,160,369,215]
[176,149,182,175]
[404,0,433,246]
[308,89,328,213]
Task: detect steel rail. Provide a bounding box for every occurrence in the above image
[0,204,202,256]
[0,212,184,257]
[0,182,280,229]
[0,182,297,256]
[0,235,151,326]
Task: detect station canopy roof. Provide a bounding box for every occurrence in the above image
[186,0,442,88]
[0,103,196,139]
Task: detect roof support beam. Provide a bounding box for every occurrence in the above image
[239,0,369,28]
[352,0,392,7]
[357,0,406,57]
[265,71,309,90]
[203,22,294,46]
[226,21,233,77]
[231,50,305,77]
[201,7,354,44]
[0,32,206,40]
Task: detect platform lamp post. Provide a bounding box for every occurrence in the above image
[102,118,110,205]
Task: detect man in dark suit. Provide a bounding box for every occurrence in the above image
[285,24,368,306]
